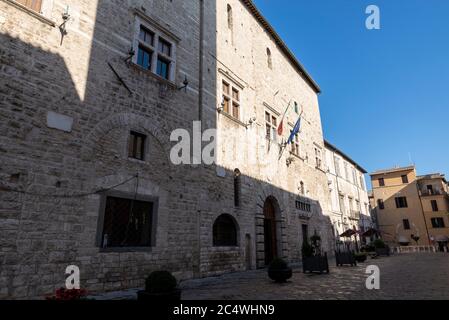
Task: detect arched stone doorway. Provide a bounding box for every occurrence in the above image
[263,196,279,265]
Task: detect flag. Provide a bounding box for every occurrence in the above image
[287,117,301,145]
[277,101,291,136]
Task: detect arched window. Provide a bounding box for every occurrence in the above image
[300,181,305,196]
[227,4,233,29]
[267,48,272,69]
[234,169,241,207]
[227,4,234,45]
[213,214,238,246]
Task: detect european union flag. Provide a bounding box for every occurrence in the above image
[287,117,301,145]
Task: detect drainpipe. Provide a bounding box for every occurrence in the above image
[415,181,431,246]
[198,0,204,123]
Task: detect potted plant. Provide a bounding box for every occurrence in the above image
[268,258,293,283]
[335,250,357,267]
[137,271,181,301]
[354,252,368,263]
[302,234,329,274]
[46,288,88,300]
[373,239,390,256]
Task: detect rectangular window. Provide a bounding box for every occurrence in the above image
[222,81,240,120]
[16,0,42,12]
[334,157,341,176]
[315,148,322,169]
[403,219,411,230]
[431,218,445,229]
[379,178,385,187]
[360,175,365,191]
[378,199,385,210]
[296,200,311,213]
[427,185,434,195]
[139,26,154,46]
[129,131,146,161]
[158,38,171,57]
[156,57,170,79]
[134,22,176,82]
[401,175,409,184]
[395,197,408,209]
[431,200,439,212]
[339,195,346,214]
[265,111,278,141]
[290,127,300,156]
[137,45,152,70]
[101,196,154,248]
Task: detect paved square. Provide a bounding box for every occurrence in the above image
[180,253,449,300]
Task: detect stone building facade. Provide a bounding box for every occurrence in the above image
[324,141,372,247]
[1,0,344,299]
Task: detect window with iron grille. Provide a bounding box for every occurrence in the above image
[431,218,445,229]
[296,200,311,213]
[100,196,154,248]
[213,214,238,246]
[129,131,146,161]
[15,0,42,12]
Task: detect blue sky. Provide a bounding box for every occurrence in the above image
[253,0,449,180]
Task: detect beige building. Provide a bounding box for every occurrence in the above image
[370,166,449,248]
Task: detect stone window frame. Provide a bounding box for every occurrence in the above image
[132,10,178,83]
[265,109,278,142]
[95,190,159,253]
[289,123,300,157]
[4,0,55,26]
[221,79,241,121]
[314,146,323,170]
[127,130,148,162]
[212,214,240,247]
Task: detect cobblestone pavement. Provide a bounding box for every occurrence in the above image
[180,253,449,300]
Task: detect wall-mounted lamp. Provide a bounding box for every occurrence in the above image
[177,76,189,92]
[59,6,71,45]
[217,97,225,113]
[248,117,257,125]
[124,48,135,64]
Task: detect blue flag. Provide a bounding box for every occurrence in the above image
[287,117,301,145]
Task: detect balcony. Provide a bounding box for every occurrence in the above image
[420,189,446,197]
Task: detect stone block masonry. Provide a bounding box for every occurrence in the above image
[0,0,336,299]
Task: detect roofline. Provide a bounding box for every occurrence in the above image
[324,140,367,174]
[241,0,321,94]
[370,166,416,176]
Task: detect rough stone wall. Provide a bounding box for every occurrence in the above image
[203,0,334,269]
[1,0,336,299]
[0,0,205,299]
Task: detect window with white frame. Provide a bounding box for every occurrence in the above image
[133,20,176,81]
[265,110,278,141]
[334,156,341,176]
[221,80,240,120]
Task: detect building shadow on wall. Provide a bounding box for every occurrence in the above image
[0,0,334,299]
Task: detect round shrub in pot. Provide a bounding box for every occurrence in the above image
[138,271,181,301]
[354,252,368,263]
[268,258,293,283]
